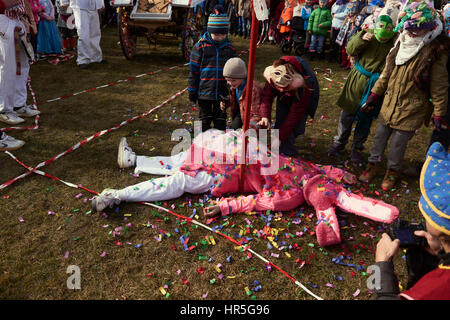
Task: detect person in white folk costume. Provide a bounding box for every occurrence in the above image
[0,0,40,151]
[60,0,106,69]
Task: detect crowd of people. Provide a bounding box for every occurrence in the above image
[191,0,449,190]
[1,0,450,299]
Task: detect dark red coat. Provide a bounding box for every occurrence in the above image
[399,266,450,300]
[228,81,264,128]
[260,56,319,141]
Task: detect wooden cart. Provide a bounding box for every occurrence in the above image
[111,0,204,61]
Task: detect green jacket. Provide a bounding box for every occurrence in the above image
[337,30,395,113]
[307,7,332,36]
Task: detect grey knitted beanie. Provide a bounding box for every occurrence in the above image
[223,57,247,79]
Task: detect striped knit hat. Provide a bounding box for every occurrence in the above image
[207,14,229,34]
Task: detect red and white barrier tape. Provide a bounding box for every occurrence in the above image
[33,53,75,66]
[42,47,252,104]
[42,63,188,104]
[4,149,323,300]
[0,87,187,190]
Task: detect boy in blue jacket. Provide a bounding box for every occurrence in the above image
[188,12,237,131]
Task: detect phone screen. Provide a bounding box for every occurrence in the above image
[397,228,415,244]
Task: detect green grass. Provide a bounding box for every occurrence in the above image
[0,27,431,300]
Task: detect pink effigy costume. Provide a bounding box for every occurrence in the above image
[115,129,398,246]
[175,129,399,246]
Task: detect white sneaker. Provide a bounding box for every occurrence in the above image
[0,112,25,125]
[91,189,121,212]
[14,105,40,118]
[0,133,25,151]
[117,137,136,168]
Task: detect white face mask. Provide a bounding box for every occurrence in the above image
[264,64,306,91]
[270,65,293,88]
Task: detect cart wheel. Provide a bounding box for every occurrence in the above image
[182,6,203,62]
[118,6,137,60]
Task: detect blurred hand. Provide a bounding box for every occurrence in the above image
[349,56,356,66]
[360,102,374,113]
[343,172,357,184]
[360,92,380,113]
[376,233,400,262]
[414,230,443,256]
[203,205,221,218]
[432,116,448,132]
[257,117,269,128]
[362,32,373,41]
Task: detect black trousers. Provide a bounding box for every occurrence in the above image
[198,99,227,131]
[231,110,243,130]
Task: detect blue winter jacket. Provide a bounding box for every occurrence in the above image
[188,32,237,101]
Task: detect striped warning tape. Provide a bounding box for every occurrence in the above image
[41,48,252,105]
[0,87,187,190]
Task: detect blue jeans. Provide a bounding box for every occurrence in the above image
[238,17,250,34]
[309,34,325,53]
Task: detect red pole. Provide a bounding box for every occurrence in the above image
[239,2,259,193]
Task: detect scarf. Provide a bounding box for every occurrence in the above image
[235,79,247,104]
[354,60,380,128]
[205,32,228,47]
[395,18,443,66]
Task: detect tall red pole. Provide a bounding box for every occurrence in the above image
[239,2,259,193]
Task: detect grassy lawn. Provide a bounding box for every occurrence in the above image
[0,26,432,300]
